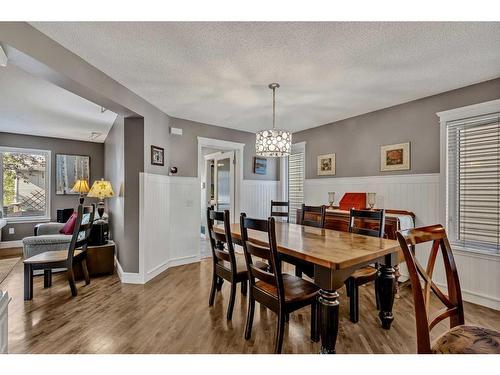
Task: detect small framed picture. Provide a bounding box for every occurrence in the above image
[253,156,267,175]
[151,145,165,166]
[317,153,336,176]
[380,142,410,171]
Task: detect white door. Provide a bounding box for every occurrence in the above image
[214,151,235,222]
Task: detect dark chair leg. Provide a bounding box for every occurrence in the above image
[245,295,255,340]
[43,269,52,288]
[216,277,224,291]
[285,313,290,322]
[311,300,319,342]
[275,310,286,354]
[209,272,217,306]
[349,282,359,323]
[24,263,33,301]
[375,278,380,310]
[81,259,90,285]
[241,280,247,296]
[67,269,77,297]
[345,280,351,297]
[227,282,237,320]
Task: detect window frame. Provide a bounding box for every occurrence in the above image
[437,99,500,256]
[286,142,306,223]
[0,146,51,223]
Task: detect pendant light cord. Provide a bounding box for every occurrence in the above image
[272,86,276,130]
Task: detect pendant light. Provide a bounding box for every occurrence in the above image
[255,83,292,157]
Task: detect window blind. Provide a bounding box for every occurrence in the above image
[447,113,500,254]
[288,152,304,223]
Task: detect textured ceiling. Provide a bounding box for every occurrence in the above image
[31,22,500,133]
[0,63,117,142]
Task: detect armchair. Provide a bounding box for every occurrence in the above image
[23,222,72,262]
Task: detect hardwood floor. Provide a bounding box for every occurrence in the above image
[1,249,500,354]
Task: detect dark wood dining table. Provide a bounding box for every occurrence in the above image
[214,221,401,354]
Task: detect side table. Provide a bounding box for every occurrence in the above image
[74,240,115,280]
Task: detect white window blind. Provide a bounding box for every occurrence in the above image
[447,112,500,254]
[288,151,304,223]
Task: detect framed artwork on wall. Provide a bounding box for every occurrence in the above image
[56,154,91,195]
[317,153,336,176]
[253,156,267,175]
[380,142,410,171]
[151,145,164,166]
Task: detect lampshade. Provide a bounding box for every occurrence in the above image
[87,179,115,199]
[71,179,90,194]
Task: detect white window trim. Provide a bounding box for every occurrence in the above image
[0,146,51,223]
[437,98,500,255]
[280,141,306,202]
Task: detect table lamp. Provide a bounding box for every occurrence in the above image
[367,192,376,209]
[71,179,90,204]
[87,178,115,218]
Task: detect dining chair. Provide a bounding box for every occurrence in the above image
[23,204,95,300]
[270,200,289,223]
[345,208,385,323]
[289,204,327,278]
[396,224,500,353]
[240,213,319,353]
[206,208,267,320]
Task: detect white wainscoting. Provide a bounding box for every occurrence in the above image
[304,173,500,310]
[241,180,281,219]
[119,173,200,284]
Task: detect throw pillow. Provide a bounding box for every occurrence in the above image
[59,212,77,235]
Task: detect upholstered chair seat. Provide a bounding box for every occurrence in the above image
[432,325,500,354]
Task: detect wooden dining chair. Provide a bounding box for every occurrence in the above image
[207,208,267,320]
[23,204,95,300]
[397,224,500,354]
[270,200,289,223]
[240,213,319,353]
[345,208,385,323]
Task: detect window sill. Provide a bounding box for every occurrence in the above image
[451,245,500,262]
[4,217,51,225]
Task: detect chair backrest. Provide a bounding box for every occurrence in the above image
[270,200,290,223]
[349,209,386,238]
[240,213,284,302]
[67,204,95,263]
[396,224,465,354]
[301,204,326,228]
[206,208,237,271]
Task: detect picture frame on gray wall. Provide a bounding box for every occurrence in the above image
[151,145,164,166]
[55,153,91,195]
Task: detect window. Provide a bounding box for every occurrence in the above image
[0,147,51,222]
[447,113,500,254]
[288,143,305,223]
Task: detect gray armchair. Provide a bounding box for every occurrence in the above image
[22,222,72,261]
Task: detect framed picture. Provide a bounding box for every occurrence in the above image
[317,153,336,176]
[151,145,164,166]
[253,156,267,175]
[56,154,90,195]
[380,142,410,171]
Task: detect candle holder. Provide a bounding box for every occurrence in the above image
[367,192,376,209]
[328,192,335,209]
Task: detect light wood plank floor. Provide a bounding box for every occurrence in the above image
[2,252,500,354]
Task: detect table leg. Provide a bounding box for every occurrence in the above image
[377,261,396,330]
[318,289,339,354]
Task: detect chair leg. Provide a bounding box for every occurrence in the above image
[81,259,90,285]
[349,282,359,323]
[227,281,237,320]
[209,272,217,306]
[24,263,33,301]
[285,313,290,322]
[274,310,286,354]
[241,280,247,296]
[244,295,255,340]
[311,300,320,342]
[67,269,77,297]
[375,278,380,310]
[43,269,52,288]
[216,277,224,291]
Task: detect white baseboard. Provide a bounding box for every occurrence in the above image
[145,254,200,282]
[0,240,23,249]
[115,257,144,284]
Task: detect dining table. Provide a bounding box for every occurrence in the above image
[214,221,402,354]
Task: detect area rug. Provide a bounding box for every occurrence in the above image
[0,257,20,285]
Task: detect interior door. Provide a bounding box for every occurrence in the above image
[214,151,235,221]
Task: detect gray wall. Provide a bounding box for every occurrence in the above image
[167,117,279,181]
[294,78,500,179]
[0,132,103,241]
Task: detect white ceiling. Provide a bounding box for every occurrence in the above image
[0,63,117,142]
[31,22,500,133]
